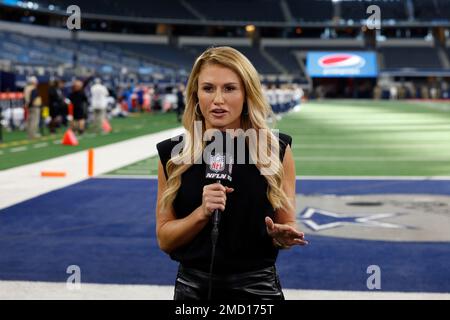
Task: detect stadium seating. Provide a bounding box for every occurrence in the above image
[184,45,280,74]
[10,0,450,24]
[187,0,284,22]
[264,46,303,75]
[43,0,196,19]
[0,31,181,78]
[286,0,333,22]
[340,0,408,21]
[114,43,197,70]
[414,0,450,21]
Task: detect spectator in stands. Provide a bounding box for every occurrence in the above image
[23,76,42,139]
[90,78,109,133]
[48,79,66,134]
[155,46,307,300]
[69,80,88,135]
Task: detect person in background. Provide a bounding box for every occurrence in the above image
[23,76,42,139]
[48,79,66,134]
[69,80,88,135]
[90,78,109,133]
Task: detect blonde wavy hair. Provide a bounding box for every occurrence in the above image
[160,46,292,213]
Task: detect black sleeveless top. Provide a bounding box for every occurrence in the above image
[156,132,292,274]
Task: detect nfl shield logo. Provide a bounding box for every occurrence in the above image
[210,154,225,173]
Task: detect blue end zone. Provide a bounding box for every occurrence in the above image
[0,178,449,292]
[296,179,450,195]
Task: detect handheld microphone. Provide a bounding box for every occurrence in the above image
[205,152,233,229]
[204,131,233,300]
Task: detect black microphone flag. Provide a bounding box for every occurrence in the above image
[204,130,233,183]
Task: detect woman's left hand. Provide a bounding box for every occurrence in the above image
[265,217,309,249]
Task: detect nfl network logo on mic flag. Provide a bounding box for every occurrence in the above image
[206,153,232,182]
[210,154,225,172]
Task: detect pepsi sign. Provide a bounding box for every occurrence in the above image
[307,52,378,78]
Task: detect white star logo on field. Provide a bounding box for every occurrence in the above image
[298,207,407,231]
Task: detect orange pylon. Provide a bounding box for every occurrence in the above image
[62,129,79,146]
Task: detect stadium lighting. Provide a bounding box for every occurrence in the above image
[245,25,255,33]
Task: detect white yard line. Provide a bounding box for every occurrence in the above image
[33,142,49,149]
[10,146,27,153]
[0,281,447,300]
[0,127,184,211]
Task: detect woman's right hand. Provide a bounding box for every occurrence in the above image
[202,183,234,218]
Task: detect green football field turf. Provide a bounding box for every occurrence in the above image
[107,99,450,177]
[0,112,180,170]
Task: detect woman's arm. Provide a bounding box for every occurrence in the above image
[156,160,233,253]
[265,145,308,248]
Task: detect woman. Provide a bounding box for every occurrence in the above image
[156,46,308,300]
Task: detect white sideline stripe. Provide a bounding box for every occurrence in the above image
[98,175,450,181]
[0,281,448,300]
[100,175,155,180]
[293,156,450,162]
[292,143,450,149]
[0,127,184,211]
[296,176,450,180]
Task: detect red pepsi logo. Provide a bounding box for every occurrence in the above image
[318,54,366,68]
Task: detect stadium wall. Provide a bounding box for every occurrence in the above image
[260,38,364,47]
[178,36,251,46]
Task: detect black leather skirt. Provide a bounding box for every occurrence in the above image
[174,264,285,300]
